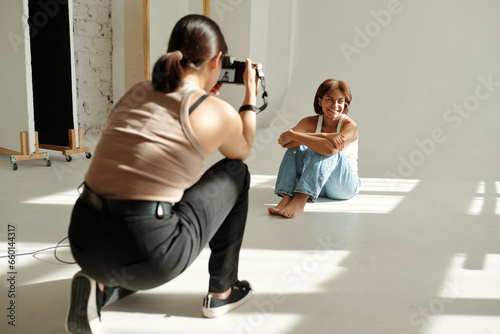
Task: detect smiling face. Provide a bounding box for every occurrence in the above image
[313,79,352,116]
[318,89,346,119]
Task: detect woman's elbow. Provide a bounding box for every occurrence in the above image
[226,152,250,161]
[321,146,340,156]
[222,145,252,161]
[324,150,338,156]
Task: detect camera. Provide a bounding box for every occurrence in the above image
[217,56,268,113]
[218,56,245,84]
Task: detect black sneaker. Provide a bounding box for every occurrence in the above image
[65,271,103,334]
[202,280,253,318]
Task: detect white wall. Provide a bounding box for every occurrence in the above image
[289,0,500,181]
[149,0,203,70]
[0,0,35,153]
[216,0,500,181]
[210,0,252,109]
[114,0,204,102]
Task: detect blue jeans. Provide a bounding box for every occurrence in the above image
[274,146,360,202]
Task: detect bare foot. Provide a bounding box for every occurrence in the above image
[279,193,309,218]
[268,195,292,215]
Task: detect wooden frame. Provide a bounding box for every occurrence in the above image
[143,0,150,81]
[0,132,50,170]
[204,0,210,17]
[0,0,93,170]
[39,128,92,162]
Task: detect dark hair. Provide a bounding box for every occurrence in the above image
[152,15,228,93]
[313,79,353,115]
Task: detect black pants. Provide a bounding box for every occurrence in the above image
[69,159,250,293]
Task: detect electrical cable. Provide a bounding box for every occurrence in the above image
[53,236,76,264]
[0,235,76,265]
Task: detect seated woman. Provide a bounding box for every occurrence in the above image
[269,79,360,219]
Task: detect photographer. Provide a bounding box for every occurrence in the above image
[66,14,261,334]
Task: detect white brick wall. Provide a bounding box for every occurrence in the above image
[73,0,113,134]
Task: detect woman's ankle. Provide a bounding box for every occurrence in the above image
[208,287,232,300]
[293,193,310,203]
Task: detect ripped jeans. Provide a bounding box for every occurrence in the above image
[274,146,360,202]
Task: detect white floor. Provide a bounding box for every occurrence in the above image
[1,133,499,334]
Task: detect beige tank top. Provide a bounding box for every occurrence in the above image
[85,80,209,203]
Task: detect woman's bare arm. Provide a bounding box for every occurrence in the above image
[278,116,358,156]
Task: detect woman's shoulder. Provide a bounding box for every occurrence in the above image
[111,81,155,112]
[128,81,155,96]
[299,115,320,125]
[342,114,357,126]
[294,115,319,132]
[204,95,235,114]
[190,94,238,123]
[303,115,321,126]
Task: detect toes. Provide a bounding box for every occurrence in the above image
[268,207,284,215]
[268,207,279,215]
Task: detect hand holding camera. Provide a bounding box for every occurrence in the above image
[218,56,268,112]
[243,58,261,97]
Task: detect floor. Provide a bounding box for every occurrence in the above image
[0,132,499,334]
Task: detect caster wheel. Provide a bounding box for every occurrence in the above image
[46,160,52,167]
[12,163,18,171]
[65,155,72,162]
[85,152,92,159]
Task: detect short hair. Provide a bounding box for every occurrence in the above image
[313,79,352,115]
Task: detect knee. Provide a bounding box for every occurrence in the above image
[283,146,304,158]
[219,159,250,189]
[220,159,248,177]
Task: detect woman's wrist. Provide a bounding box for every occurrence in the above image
[239,105,258,113]
[243,96,257,106]
[245,84,258,98]
[241,94,257,112]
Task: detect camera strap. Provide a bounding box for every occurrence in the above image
[257,67,267,114]
[256,67,268,113]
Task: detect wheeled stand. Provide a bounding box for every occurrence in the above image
[0,131,51,170]
[39,128,92,162]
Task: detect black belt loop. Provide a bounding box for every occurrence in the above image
[156,202,164,218]
[78,182,85,194]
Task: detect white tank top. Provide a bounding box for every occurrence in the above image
[316,114,359,173]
